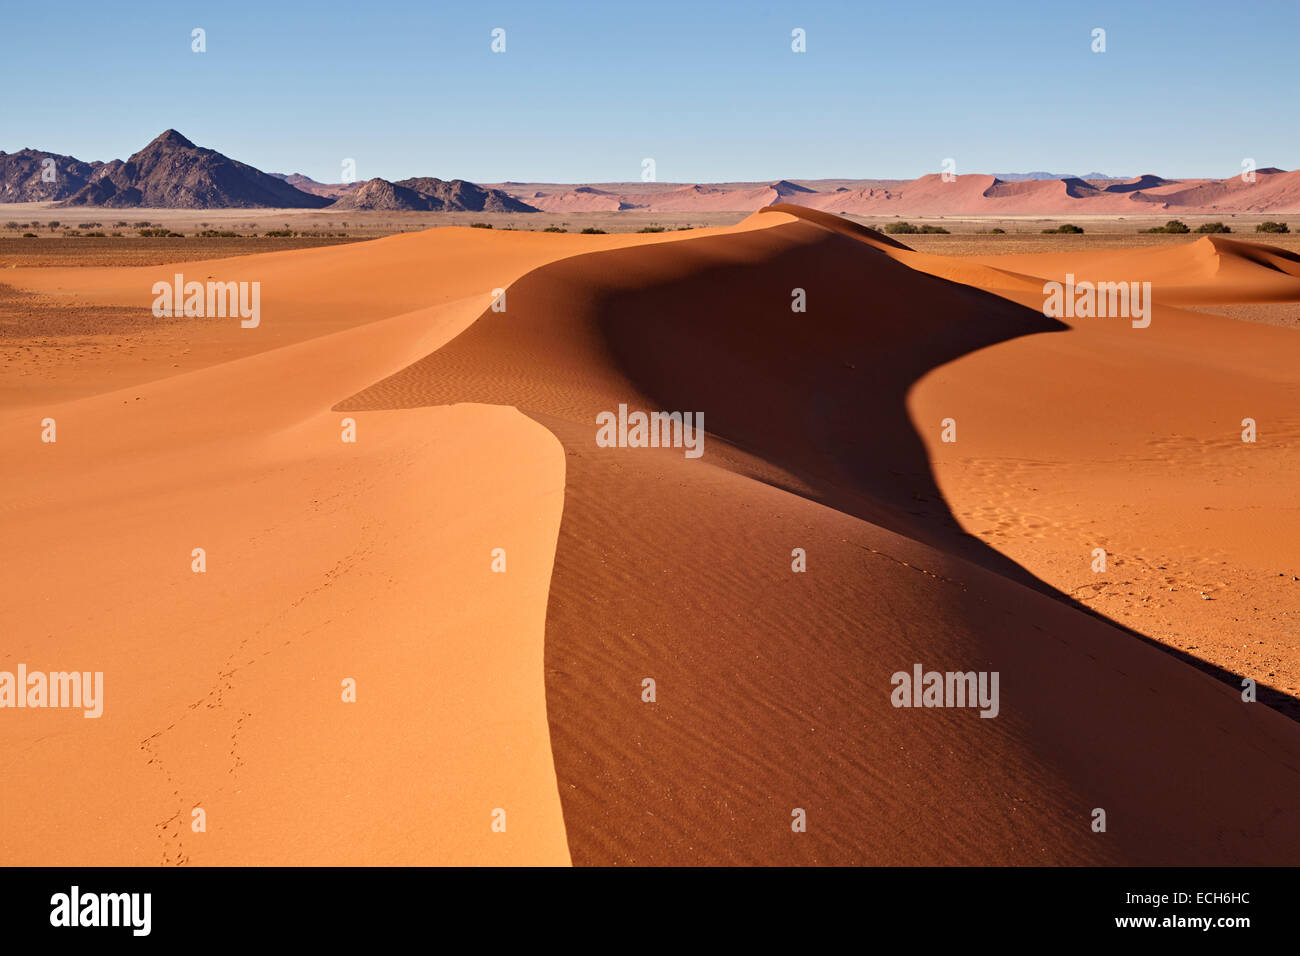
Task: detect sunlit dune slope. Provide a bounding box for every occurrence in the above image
[1,226,759,864]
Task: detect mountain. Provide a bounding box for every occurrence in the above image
[0,149,105,202]
[392,177,538,212]
[326,178,442,211]
[328,176,539,212]
[59,130,331,208]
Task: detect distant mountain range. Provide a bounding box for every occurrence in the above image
[0,131,537,212]
[0,132,1295,215]
[60,130,331,208]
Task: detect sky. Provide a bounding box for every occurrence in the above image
[2,0,1296,184]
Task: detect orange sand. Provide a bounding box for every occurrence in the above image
[2,208,1299,865]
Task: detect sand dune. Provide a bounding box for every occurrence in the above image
[338,207,1300,863]
[486,168,1300,216]
[3,205,1299,865]
[944,234,1300,304]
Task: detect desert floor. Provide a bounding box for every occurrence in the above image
[2,205,1298,865]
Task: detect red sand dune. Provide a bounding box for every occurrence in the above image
[524,186,633,212]
[3,206,1299,865]
[492,168,1300,215]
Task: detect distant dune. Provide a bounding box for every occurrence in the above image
[494,170,1300,216]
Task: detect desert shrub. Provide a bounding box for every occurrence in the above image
[469,222,493,229]
[1257,221,1290,233]
[918,224,950,234]
[262,229,295,237]
[3,221,18,230]
[132,221,152,228]
[113,221,128,228]
[137,228,171,237]
[110,232,123,237]
[1143,220,1190,234]
[198,229,242,238]
[543,226,566,232]
[637,226,666,233]
[84,231,107,237]
[580,227,606,234]
[22,232,37,238]
[76,221,103,229]
[1195,222,1231,233]
[885,221,919,234]
[1042,223,1084,234]
[46,221,58,229]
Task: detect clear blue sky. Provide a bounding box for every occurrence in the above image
[2,0,1295,183]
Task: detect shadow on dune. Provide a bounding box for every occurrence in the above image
[337,212,1296,720]
[582,221,1300,722]
[337,212,1300,862]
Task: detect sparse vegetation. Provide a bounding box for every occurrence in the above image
[580,227,607,234]
[1257,221,1290,233]
[542,226,566,233]
[262,229,295,237]
[1195,222,1231,233]
[22,232,37,238]
[76,221,103,229]
[469,222,493,229]
[1142,220,1190,234]
[883,222,949,235]
[637,226,666,233]
[1042,223,1085,234]
[198,229,243,238]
